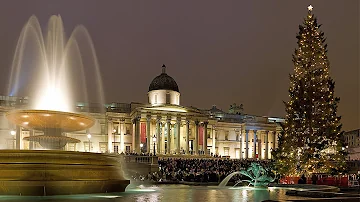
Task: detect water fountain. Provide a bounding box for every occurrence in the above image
[0,15,130,195]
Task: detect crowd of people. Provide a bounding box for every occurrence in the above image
[143,158,273,183]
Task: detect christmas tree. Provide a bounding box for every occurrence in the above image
[272,5,347,177]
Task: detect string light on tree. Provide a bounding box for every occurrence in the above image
[272,6,347,177]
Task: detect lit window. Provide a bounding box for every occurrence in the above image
[224,147,229,156]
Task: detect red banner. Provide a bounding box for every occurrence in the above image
[199,126,203,145]
[140,123,146,143]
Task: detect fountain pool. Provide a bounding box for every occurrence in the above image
[0,184,325,202]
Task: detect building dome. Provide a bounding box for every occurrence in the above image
[148,64,179,92]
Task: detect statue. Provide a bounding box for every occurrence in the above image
[239,162,275,187]
[228,103,244,115]
[218,162,275,188]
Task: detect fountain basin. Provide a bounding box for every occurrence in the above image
[6,109,95,149]
[6,109,95,132]
[23,135,80,149]
[0,150,130,195]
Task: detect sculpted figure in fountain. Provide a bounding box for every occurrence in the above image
[218,162,274,188]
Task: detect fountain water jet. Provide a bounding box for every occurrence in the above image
[218,171,243,187]
[8,15,105,112]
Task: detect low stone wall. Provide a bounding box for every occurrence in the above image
[0,150,130,195]
[276,184,360,199]
[121,155,159,177]
[270,184,340,192]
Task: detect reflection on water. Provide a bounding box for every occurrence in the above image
[0,184,307,202]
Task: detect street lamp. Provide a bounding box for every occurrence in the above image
[152,135,157,156]
[87,134,92,152]
[140,143,144,153]
[10,130,16,149]
[239,135,242,159]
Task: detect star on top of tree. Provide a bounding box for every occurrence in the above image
[308,5,313,11]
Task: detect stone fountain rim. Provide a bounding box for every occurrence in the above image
[6,109,95,120]
[23,135,81,143]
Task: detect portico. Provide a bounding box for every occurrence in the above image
[129,105,212,155]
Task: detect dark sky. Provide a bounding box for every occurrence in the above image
[0,1,358,131]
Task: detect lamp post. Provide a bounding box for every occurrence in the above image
[10,130,16,149]
[152,135,157,156]
[140,143,144,153]
[87,133,92,152]
[239,135,242,159]
[113,129,116,153]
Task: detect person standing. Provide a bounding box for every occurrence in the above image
[312,174,317,185]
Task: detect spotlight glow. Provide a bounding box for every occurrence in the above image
[35,85,71,112]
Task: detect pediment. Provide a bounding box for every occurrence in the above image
[132,104,206,117]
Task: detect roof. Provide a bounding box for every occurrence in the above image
[148,64,179,92]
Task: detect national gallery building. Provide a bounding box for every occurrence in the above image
[0,65,284,159]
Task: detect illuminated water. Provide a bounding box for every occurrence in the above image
[218,171,242,187]
[8,15,104,112]
[0,184,308,202]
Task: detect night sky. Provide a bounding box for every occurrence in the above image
[0,1,358,131]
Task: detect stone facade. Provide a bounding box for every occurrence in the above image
[0,66,284,159]
[344,129,360,160]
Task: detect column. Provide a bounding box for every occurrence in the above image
[107,119,113,153]
[239,131,243,159]
[162,122,165,153]
[172,124,175,152]
[186,120,190,154]
[134,117,140,153]
[166,117,171,154]
[258,131,262,160]
[29,130,34,150]
[176,117,181,154]
[15,126,21,149]
[156,116,161,154]
[253,130,257,159]
[245,130,249,159]
[265,131,269,160]
[203,121,208,155]
[273,131,276,149]
[212,128,216,155]
[120,118,125,153]
[146,115,151,153]
[115,121,119,153]
[194,120,199,155]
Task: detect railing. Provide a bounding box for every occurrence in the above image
[123,155,158,165]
